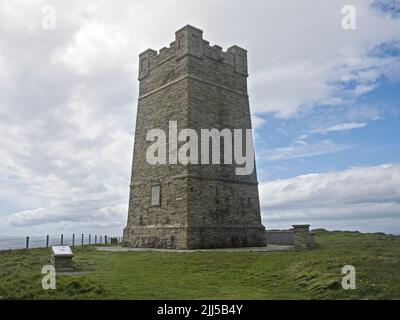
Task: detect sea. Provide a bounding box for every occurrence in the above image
[0,234,117,251]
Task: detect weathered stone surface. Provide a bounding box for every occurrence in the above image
[51,246,74,271]
[123,25,266,249]
[266,226,315,249]
[293,224,311,250]
[265,230,294,245]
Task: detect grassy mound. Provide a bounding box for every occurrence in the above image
[0,230,399,300]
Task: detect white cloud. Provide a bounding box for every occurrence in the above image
[310,122,368,134]
[0,1,139,236]
[5,204,126,228]
[251,114,266,129]
[259,164,400,233]
[246,1,400,118]
[52,22,129,76]
[1,204,127,237]
[261,139,355,161]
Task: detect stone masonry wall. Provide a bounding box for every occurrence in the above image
[123,25,266,249]
[265,230,294,245]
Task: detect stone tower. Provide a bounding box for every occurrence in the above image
[123,25,266,249]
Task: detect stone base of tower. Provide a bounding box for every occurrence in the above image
[187,225,266,249]
[123,226,188,250]
[123,225,266,250]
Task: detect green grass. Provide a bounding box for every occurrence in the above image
[0,230,399,299]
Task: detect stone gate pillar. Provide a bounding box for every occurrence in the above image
[293,224,311,250]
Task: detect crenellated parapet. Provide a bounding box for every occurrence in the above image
[138,25,248,80]
[125,25,265,250]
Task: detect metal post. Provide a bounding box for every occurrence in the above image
[81,233,84,246]
[89,234,91,245]
[95,235,97,244]
[26,236,29,250]
[105,235,107,244]
[46,235,49,248]
[61,234,64,246]
[72,233,75,247]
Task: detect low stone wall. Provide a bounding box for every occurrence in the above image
[265,230,294,245]
[266,225,315,250]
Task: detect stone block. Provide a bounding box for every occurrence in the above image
[51,246,73,271]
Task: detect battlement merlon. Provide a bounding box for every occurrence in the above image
[138,25,248,80]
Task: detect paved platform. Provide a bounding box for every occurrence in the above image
[97,245,294,253]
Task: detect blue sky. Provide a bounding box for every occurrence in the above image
[0,0,399,236]
[255,77,400,181]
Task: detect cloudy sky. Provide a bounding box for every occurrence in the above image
[0,0,399,237]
